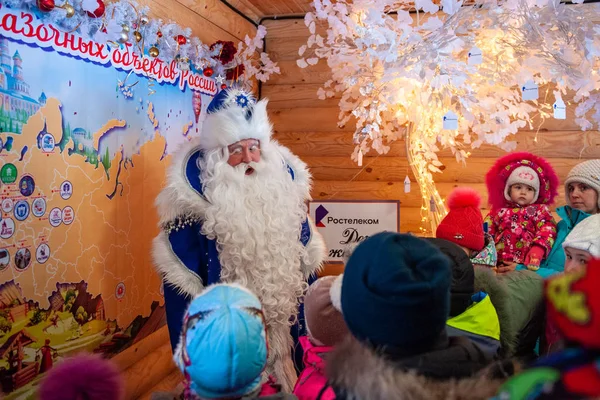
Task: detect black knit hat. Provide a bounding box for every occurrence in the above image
[342,233,451,356]
[425,238,475,317]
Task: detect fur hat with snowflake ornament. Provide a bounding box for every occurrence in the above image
[199,88,272,151]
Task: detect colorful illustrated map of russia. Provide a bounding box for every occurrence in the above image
[0,41,218,400]
[0,6,218,396]
[1,97,166,326]
[0,96,176,398]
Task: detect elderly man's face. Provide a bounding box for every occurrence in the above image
[227,139,261,173]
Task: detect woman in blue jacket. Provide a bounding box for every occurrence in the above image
[517,159,600,278]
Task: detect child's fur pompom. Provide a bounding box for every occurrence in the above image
[446,187,482,210]
[329,274,343,312]
[38,353,124,400]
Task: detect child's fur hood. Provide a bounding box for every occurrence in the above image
[485,152,559,209]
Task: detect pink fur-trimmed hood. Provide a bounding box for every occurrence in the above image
[485,152,559,210]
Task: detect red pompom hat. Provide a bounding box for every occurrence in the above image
[436,187,485,251]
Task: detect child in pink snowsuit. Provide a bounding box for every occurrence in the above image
[293,275,348,400]
[484,152,559,272]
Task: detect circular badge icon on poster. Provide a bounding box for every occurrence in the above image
[115,282,126,300]
[1,198,13,213]
[32,198,46,217]
[49,208,62,227]
[60,181,73,200]
[62,206,74,225]
[14,248,31,271]
[0,163,17,184]
[0,248,9,271]
[0,217,15,239]
[36,243,50,264]
[13,200,29,221]
[41,133,55,153]
[19,175,35,197]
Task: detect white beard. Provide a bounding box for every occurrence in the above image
[198,147,308,389]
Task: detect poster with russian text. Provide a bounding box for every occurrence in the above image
[0,6,217,398]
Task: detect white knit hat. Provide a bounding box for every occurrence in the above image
[504,165,540,203]
[564,159,600,210]
[562,214,600,258]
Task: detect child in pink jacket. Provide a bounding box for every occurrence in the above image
[484,152,559,272]
[293,275,348,400]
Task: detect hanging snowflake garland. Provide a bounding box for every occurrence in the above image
[298,0,600,234]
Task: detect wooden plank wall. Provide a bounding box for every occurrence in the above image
[141,0,256,44]
[117,3,255,399]
[263,18,600,234]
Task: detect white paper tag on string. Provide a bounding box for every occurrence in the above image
[443,111,458,130]
[357,149,363,166]
[521,80,539,101]
[404,175,411,193]
[553,98,566,119]
[467,47,482,65]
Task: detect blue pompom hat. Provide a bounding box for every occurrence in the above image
[342,232,452,357]
[175,283,268,399]
[200,88,272,151]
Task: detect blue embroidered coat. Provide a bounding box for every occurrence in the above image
[153,141,325,373]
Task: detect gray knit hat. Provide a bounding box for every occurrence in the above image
[564,159,600,209]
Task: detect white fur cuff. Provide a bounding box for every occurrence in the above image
[151,231,205,298]
[301,217,327,278]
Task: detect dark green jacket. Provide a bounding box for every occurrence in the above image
[474,267,544,358]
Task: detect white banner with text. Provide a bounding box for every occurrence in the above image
[309,200,400,263]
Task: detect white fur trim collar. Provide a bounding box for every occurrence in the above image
[155,137,209,226]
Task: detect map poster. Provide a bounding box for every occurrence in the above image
[0,6,217,398]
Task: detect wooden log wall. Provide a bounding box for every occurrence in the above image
[263,18,600,234]
[117,3,255,398]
